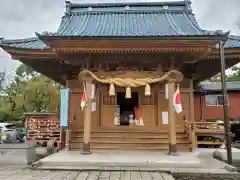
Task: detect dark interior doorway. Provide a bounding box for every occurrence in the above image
[117,92,139,125]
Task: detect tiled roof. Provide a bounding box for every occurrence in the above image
[54,1,213,37]
[0,1,239,50]
[0,37,48,50]
[1,35,239,50]
[195,81,240,92]
[225,35,240,48]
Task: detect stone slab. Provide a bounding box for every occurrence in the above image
[0,143,37,165]
[213,148,240,163]
[35,151,202,170]
[0,167,178,180]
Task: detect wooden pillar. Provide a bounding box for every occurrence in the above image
[189,79,195,122]
[65,80,71,151]
[168,81,177,154]
[82,80,92,155]
[189,79,196,151]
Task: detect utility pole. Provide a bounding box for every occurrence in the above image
[219,41,232,165]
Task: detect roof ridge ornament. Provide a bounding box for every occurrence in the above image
[88,7,93,12]
[125,5,130,10]
[184,0,192,12]
[36,31,56,36]
[65,0,71,13]
[162,5,168,10]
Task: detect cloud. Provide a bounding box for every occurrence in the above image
[0,0,65,75]
[0,0,240,75]
[192,0,240,34]
[0,0,65,38]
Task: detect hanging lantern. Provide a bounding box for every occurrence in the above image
[145,84,151,96]
[109,83,115,96]
[125,87,131,98]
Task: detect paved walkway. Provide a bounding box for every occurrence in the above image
[0,166,175,180]
[0,166,240,180]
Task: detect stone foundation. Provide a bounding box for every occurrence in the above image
[0,144,37,165]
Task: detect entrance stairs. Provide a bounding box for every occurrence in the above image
[70,129,191,152]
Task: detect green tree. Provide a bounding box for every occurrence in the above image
[226,65,240,81]
[209,65,240,82]
[0,64,61,122]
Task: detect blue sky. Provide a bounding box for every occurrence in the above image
[0,0,240,77]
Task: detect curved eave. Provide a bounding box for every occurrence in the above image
[22,59,66,85]
[197,48,240,82]
[0,44,56,59]
[68,1,187,8]
[205,47,240,59]
[0,37,48,50]
[37,33,228,40]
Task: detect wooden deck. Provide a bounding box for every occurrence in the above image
[0,167,175,180]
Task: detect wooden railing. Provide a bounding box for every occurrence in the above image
[193,122,224,130]
[184,121,225,151]
[184,120,196,151]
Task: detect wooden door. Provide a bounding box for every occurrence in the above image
[176,93,190,127]
[139,92,157,128]
[100,91,116,127]
[69,93,84,131]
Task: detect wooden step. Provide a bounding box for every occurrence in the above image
[70,138,188,144]
[73,129,185,133]
[71,133,187,139]
[70,143,190,151]
[69,129,190,152]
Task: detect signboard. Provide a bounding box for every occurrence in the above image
[92,102,96,112]
[60,88,69,127]
[162,111,168,124]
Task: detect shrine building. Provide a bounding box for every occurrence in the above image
[1,0,240,154]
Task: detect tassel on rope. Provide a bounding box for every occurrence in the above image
[109,83,115,96]
[145,84,151,96]
[125,87,131,98]
[139,118,144,126]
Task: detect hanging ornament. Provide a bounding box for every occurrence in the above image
[165,83,169,99]
[91,84,96,99]
[145,84,151,96]
[125,87,131,98]
[109,83,115,96]
[139,118,144,126]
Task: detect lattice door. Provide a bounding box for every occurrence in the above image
[69,93,84,131]
[139,92,157,128]
[100,91,116,127]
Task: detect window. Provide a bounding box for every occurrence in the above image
[205,94,229,106]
